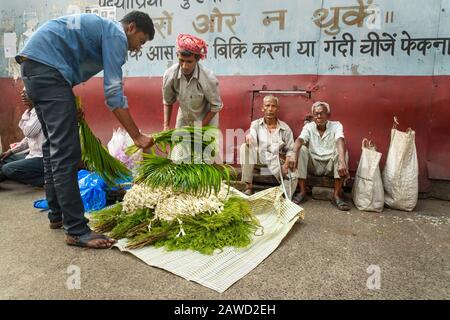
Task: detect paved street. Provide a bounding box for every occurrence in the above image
[1,180,449,299]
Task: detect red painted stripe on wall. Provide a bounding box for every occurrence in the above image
[2,74,449,192]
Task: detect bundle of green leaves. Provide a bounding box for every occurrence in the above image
[76,97,131,186]
[90,196,260,254]
[126,126,219,158]
[134,154,234,197]
[126,125,234,196]
[89,123,249,254]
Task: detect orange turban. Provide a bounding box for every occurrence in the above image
[176,34,208,59]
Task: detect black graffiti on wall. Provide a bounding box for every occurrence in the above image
[98,0,163,9]
[128,31,450,62]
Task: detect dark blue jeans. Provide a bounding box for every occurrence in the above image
[0,153,26,182]
[1,153,44,187]
[21,59,90,236]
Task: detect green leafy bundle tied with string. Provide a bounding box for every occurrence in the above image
[76,97,131,186]
[149,196,260,254]
[126,125,234,196]
[126,126,219,157]
[91,197,261,254]
[134,154,234,197]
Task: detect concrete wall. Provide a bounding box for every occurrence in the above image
[1,0,450,191]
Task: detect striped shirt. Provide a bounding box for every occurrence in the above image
[11,108,44,158]
[249,118,296,164]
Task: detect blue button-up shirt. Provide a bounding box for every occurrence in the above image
[18,14,128,110]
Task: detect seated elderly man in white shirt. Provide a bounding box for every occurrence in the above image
[0,88,44,187]
[240,95,297,196]
[291,101,350,210]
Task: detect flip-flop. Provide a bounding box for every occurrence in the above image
[65,231,117,249]
[332,198,351,211]
[292,193,307,204]
[243,188,253,196]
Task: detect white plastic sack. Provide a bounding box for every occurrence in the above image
[107,127,142,170]
[352,139,384,212]
[382,123,418,212]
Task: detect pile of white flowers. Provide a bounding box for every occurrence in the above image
[122,183,230,221]
[122,184,167,213]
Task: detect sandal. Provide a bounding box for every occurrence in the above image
[65,230,117,249]
[292,192,307,205]
[243,188,253,196]
[331,198,351,211]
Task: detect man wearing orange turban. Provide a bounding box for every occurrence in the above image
[162,34,223,130]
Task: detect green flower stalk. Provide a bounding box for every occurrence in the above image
[76,97,131,186]
[134,154,235,197]
[125,125,220,159]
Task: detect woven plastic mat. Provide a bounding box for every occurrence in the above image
[115,186,304,293]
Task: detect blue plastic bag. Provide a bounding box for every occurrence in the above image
[78,170,106,212]
[33,170,107,213]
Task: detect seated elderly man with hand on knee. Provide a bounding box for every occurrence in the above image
[290,101,350,211]
[240,95,297,197]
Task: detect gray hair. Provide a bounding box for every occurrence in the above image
[311,101,330,114]
[263,95,279,106]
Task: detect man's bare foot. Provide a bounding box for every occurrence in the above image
[65,231,117,249]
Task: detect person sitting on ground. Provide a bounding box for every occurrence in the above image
[0,88,44,187]
[240,95,297,197]
[290,101,350,210]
